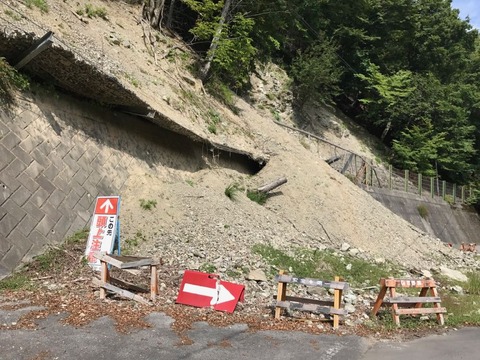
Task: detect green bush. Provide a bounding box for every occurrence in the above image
[139,199,157,210]
[417,204,429,218]
[225,183,242,201]
[0,58,29,105]
[246,189,268,205]
[81,3,108,19]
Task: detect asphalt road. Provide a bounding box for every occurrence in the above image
[1,306,480,360]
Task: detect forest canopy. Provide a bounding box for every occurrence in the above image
[143,0,480,190]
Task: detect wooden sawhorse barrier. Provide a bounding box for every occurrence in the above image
[274,271,349,328]
[371,278,446,326]
[93,253,160,305]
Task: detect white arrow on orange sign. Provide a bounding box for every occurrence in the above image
[99,199,114,213]
[183,283,235,305]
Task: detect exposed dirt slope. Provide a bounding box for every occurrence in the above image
[11,0,470,274]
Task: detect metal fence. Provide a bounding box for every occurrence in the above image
[276,121,473,205]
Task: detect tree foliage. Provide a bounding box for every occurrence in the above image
[143,0,480,187]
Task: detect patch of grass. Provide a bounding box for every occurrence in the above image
[270,108,281,122]
[199,263,216,274]
[205,77,237,111]
[0,57,29,106]
[33,229,88,272]
[246,189,268,205]
[186,179,194,187]
[466,271,480,295]
[417,204,429,218]
[252,244,400,286]
[4,9,22,21]
[207,122,218,134]
[65,228,89,245]
[206,109,221,134]
[442,293,480,326]
[25,0,48,13]
[139,198,157,210]
[225,183,242,201]
[0,273,31,291]
[123,231,147,254]
[124,72,140,88]
[82,3,108,19]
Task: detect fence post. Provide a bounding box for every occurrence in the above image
[442,181,446,200]
[452,184,456,204]
[405,170,409,192]
[430,177,434,198]
[389,165,392,190]
[461,186,465,203]
[418,173,422,196]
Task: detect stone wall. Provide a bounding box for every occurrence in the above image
[0,91,241,278]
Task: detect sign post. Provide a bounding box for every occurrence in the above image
[85,196,121,270]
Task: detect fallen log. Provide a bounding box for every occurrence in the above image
[257,177,287,193]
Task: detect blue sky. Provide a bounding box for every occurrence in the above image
[451,0,480,29]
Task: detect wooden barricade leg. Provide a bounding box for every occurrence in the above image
[414,287,428,309]
[371,281,388,316]
[275,270,287,319]
[430,286,445,325]
[150,264,159,301]
[333,276,342,329]
[100,260,109,300]
[389,285,400,326]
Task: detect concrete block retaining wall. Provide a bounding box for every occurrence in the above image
[0,91,212,278]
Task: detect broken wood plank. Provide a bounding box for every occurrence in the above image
[109,277,149,293]
[383,297,441,304]
[273,295,334,307]
[275,301,348,316]
[276,275,349,290]
[93,253,156,269]
[92,278,150,305]
[395,307,447,315]
[326,155,343,165]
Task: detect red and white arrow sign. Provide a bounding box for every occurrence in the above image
[176,270,245,313]
[94,196,119,215]
[183,283,235,305]
[99,199,114,213]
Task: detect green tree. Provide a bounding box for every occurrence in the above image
[290,39,343,106]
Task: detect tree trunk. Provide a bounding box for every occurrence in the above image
[257,177,287,193]
[199,0,232,80]
[380,120,391,141]
[166,0,176,28]
[143,0,165,28]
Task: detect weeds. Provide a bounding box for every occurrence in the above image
[252,244,399,286]
[139,199,157,210]
[0,273,31,291]
[4,9,22,21]
[199,263,216,273]
[207,109,221,134]
[0,58,29,106]
[123,231,147,254]
[25,0,48,13]
[417,204,429,218]
[225,183,242,201]
[246,189,268,205]
[77,3,108,19]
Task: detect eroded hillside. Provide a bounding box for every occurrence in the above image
[1,0,474,276]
